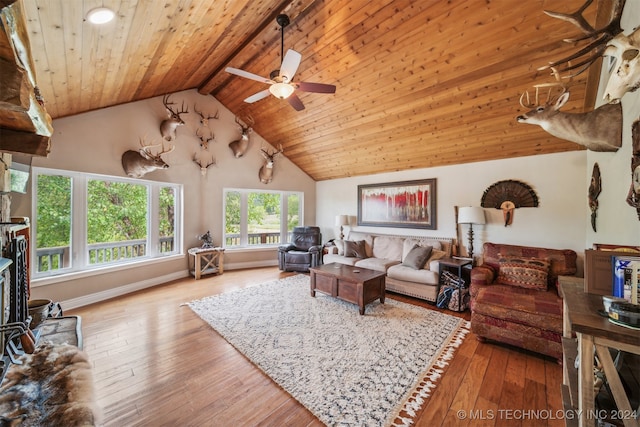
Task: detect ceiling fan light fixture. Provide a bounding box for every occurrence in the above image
[269,82,295,99]
[87,7,115,24]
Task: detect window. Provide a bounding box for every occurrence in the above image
[223,189,302,248]
[32,167,182,278]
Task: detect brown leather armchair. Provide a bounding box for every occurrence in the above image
[278,226,323,272]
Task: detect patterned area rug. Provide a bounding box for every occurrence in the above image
[187,274,469,426]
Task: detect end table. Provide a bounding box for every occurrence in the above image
[188,247,225,279]
[438,257,472,311]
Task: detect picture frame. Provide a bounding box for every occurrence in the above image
[357,179,437,229]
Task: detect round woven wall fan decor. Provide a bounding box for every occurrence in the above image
[481,180,539,209]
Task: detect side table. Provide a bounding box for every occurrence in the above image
[438,257,472,311]
[188,247,225,279]
[559,276,640,427]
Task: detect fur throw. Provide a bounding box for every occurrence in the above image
[0,342,100,426]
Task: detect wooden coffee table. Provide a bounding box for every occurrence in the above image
[309,263,386,315]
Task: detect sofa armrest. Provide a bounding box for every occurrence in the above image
[326,246,338,255]
[471,264,496,286]
[427,259,440,272]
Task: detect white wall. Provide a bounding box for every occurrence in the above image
[317,151,588,271]
[586,1,640,248]
[13,89,316,305]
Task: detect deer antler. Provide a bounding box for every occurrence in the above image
[539,0,626,76]
[236,114,254,129]
[194,104,219,126]
[193,153,216,175]
[196,128,214,149]
[520,68,572,108]
[162,94,188,116]
[140,136,174,158]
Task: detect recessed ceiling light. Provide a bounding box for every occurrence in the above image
[87,7,115,25]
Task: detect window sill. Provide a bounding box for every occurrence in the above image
[31,253,185,288]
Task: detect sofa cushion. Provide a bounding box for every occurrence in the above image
[334,239,345,255]
[371,236,404,261]
[470,283,562,334]
[387,264,439,285]
[402,239,442,261]
[402,245,432,270]
[426,249,446,266]
[346,232,375,258]
[354,258,400,272]
[323,254,358,266]
[497,256,550,291]
[481,242,577,288]
[344,240,367,258]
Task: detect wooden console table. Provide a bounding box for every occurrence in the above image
[559,276,640,427]
[188,247,225,279]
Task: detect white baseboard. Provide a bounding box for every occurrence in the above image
[62,260,279,310]
[224,259,279,270]
[61,270,190,310]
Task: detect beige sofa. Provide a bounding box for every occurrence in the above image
[323,231,455,302]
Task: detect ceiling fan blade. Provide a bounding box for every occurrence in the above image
[287,93,305,111]
[279,49,302,82]
[225,67,273,84]
[244,89,271,103]
[296,81,336,94]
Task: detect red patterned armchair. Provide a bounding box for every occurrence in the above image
[470,242,578,361]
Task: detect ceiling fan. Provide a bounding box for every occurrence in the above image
[225,14,336,111]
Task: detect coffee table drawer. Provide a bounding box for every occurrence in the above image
[313,273,336,295]
[336,279,358,302]
[309,263,386,315]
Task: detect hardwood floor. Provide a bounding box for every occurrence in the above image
[69,267,563,427]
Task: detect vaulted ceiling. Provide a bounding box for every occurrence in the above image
[14,0,613,180]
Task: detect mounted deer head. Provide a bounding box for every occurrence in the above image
[516,71,622,152]
[122,138,175,178]
[603,28,640,103]
[194,104,219,127]
[160,94,188,141]
[258,144,283,184]
[228,114,254,158]
[196,127,214,150]
[193,153,216,176]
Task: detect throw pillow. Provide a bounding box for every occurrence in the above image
[426,249,446,265]
[497,256,550,291]
[402,245,433,270]
[334,239,345,255]
[344,240,367,258]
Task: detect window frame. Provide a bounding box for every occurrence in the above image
[31,167,183,281]
[222,188,303,249]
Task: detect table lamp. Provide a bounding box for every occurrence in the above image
[457,206,486,263]
[335,214,349,240]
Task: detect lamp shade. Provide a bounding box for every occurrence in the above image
[269,82,295,99]
[458,206,486,225]
[335,214,349,226]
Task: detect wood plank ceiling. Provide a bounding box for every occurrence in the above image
[15,0,609,181]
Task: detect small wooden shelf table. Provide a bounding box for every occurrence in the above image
[188,247,225,279]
